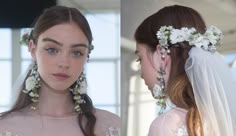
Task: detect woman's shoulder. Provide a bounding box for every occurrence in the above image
[151,107,187,125]
[94,108,121,135]
[0,111,26,134]
[94,108,120,124]
[0,111,25,123]
[148,107,188,136]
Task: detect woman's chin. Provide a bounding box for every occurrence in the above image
[145,84,155,98]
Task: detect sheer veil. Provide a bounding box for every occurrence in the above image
[185,47,236,135]
[9,62,32,109]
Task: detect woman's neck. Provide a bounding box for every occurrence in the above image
[35,84,75,117]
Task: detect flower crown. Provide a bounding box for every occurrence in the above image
[156,25,223,53]
[19,28,94,54]
[153,25,223,115]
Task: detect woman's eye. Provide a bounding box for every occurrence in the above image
[45,48,58,54]
[72,51,83,57]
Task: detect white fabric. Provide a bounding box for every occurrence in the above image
[0,108,120,136]
[148,107,188,136]
[9,63,33,109]
[185,47,236,136]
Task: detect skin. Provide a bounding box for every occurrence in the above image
[135,43,171,97]
[28,22,89,116]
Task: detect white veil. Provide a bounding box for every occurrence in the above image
[9,63,33,110]
[185,47,236,136]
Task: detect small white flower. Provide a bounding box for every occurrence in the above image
[170,29,185,44]
[25,76,37,91]
[189,34,209,48]
[74,104,81,112]
[207,25,222,35]
[22,89,30,93]
[74,95,81,100]
[182,27,196,41]
[157,25,222,52]
[205,32,218,45]
[79,80,87,94]
[153,84,162,98]
[32,98,39,102]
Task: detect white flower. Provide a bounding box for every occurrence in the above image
[182,27,196,41]
[29,92,39,97]
[189,34,209,48]
[153,84,162,98]
[157,25,222,52]
[205,25,223,45]
[170,29,185,44]
[79,80,87,94]
[157,31,169,47]
[25,76,37,91]
[22,89,30,93]
[205,31,219,45]
[74,95,81,100]
[207,25,222,35]
[159,37,168,47]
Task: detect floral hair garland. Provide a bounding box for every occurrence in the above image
[19,28,32,46]
[156,25,223,54]
[154,25,223,115]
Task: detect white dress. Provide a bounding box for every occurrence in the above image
[0,108,120,136]
[148,107,188,136]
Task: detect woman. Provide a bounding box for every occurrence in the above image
[0,6,120,136]
[134,5,235,136]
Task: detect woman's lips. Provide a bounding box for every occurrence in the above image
[53,73,70,81]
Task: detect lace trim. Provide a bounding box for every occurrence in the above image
[176,125,188,136]
[105,127,120,136]
[0,131,19,136]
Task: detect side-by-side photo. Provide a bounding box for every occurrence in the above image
[1,0,236,136]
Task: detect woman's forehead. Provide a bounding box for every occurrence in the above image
[38,23,89,46]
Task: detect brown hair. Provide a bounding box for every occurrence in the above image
[1,6,96,136]
[135,5,206,136]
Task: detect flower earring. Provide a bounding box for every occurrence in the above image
[70,72,87,113]
[153,49,169,115]
[22,62,41,103]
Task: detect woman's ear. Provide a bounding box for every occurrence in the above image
[152,44,171,71]
[29,40,36,61]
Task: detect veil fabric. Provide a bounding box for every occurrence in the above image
[185,47,236,136]
[6,62,35,111]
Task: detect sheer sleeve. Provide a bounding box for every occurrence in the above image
[148,108,188,136]
[95,109,121,136]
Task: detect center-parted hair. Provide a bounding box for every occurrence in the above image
[1,6,96,136]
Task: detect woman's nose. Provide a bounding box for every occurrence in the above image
[57,53,70,69]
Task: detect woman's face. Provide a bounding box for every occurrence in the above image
[135,43,159,92]
[135,43,171,97]
[30,23,89,92]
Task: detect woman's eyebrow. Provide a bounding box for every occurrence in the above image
[42,37,63,46]
[42,37,88,48]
